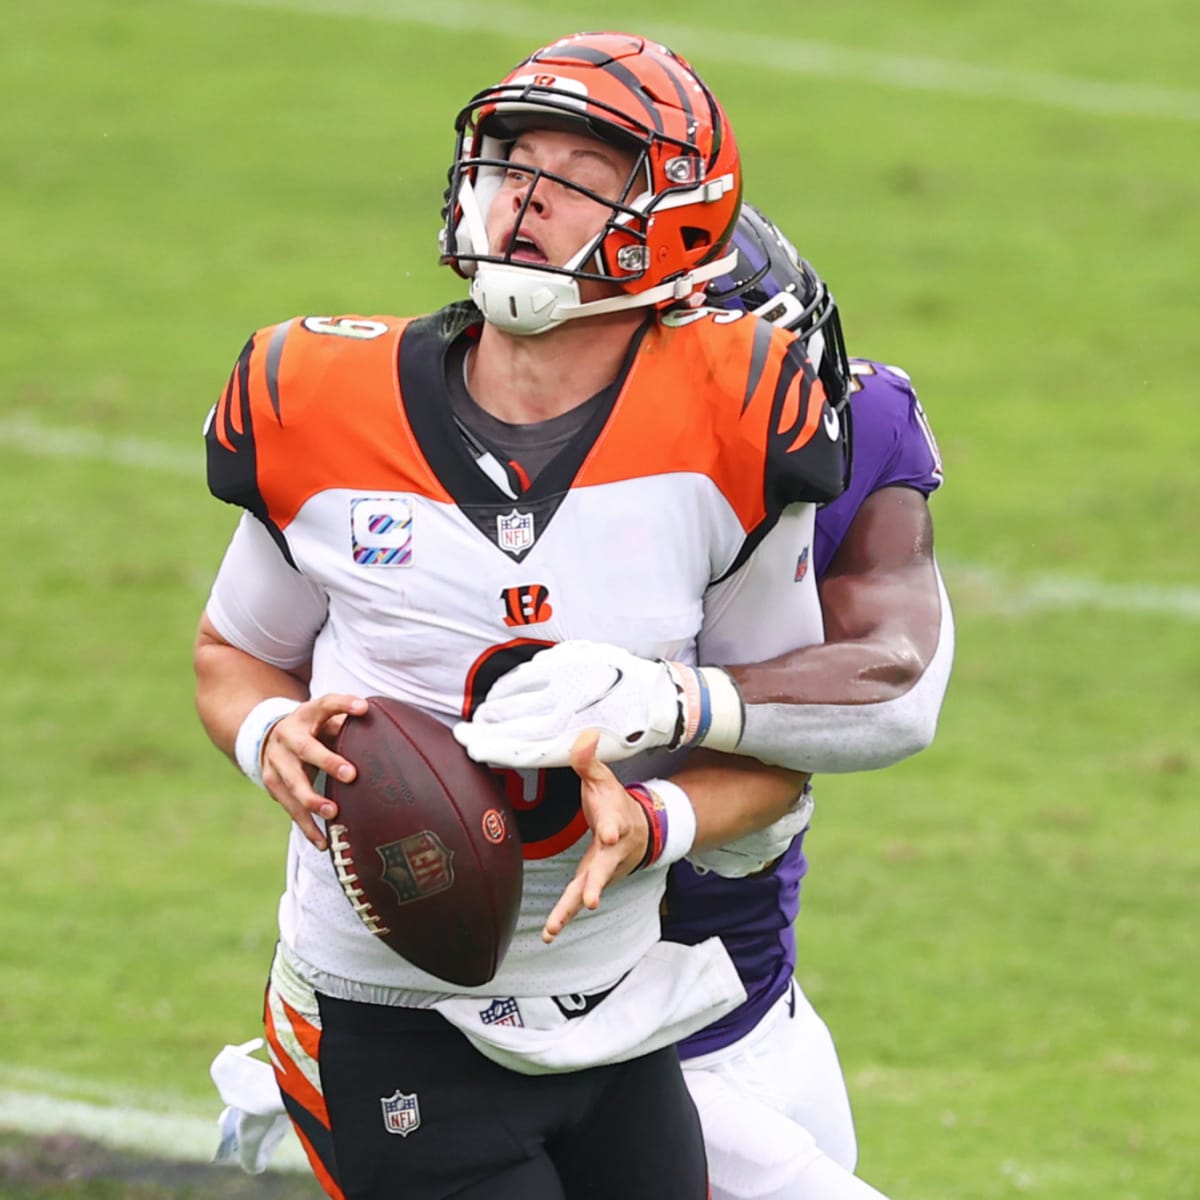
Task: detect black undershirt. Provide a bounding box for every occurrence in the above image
[444,338,605,488]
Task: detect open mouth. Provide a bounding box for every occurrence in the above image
[505,233,547,265]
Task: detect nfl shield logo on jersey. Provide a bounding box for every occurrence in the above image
[381,1090,421,1137]
[497,509,535,555]
[479,997,524,1027]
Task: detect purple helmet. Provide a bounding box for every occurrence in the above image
[707,203,852,415]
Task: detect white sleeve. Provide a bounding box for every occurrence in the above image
[697,504,954,774]
[737,565,954,773]
[698,504,821,665]
[686,789,814,878]
[205,512,328,669]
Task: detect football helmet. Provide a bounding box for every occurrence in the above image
[706,203,852,415]
[441,32,742,335]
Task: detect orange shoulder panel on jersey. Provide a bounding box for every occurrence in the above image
[575,311,846,531]
[206,315,454,532]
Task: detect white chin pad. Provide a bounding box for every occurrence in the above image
[469,263,581,336]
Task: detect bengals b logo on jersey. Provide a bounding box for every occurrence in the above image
[501,584,553,627]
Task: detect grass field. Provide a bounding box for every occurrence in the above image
[2,1,1198,1197]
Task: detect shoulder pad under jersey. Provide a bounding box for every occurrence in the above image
[847,358,943,492]
[204,313,412,528]
[663,313,849,508]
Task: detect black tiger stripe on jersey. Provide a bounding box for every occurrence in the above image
[264,318,293,421]
[206,303,846,578]
[771,337,828,449]
[207,329,298,569]
[742,316,775,413]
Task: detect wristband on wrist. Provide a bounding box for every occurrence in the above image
[626,784,666,872]
[696,666,745,752]
[663,662,745,753]
[627,778,696,870]
[234,697,302,789]
[663,661,704,747]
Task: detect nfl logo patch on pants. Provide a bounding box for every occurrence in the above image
[381,1090,421,1136]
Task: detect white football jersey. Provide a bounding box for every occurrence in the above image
[205,303,846,1001]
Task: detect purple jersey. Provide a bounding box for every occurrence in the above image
[667,359,943,1057]
[814,361,943,577]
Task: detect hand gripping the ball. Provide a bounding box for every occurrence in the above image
[453,640,745,769]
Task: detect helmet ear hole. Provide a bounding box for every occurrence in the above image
[682,227,711,251]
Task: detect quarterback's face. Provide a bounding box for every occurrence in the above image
[487,127,637,292]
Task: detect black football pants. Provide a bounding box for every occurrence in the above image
[295,994,710,1200]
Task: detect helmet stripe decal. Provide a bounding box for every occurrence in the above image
[598,59,665,133]
[698,82,723,165]
[547,46,666,134]
[525,44,667,135]
[443,34,743,324]
[539,44,609,64]
[652,59,697,128]
[647,53,695,120]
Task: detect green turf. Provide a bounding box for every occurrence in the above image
[2,2,1197,1197]
[0,1132,322,1199]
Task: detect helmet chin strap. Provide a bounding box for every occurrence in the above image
[471,249,739,337]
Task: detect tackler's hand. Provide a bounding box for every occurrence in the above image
[453,640,744,769]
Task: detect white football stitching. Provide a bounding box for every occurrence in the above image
[329,824,391,936]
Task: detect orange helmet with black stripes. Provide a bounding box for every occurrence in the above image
[440,32,743,335]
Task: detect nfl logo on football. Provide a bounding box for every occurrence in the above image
[497,509,534,554]
[381,1090,421,1137]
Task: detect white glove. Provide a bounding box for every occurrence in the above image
[686,789,814,878]
[210,1038,290,1175]
[453,640,744,769]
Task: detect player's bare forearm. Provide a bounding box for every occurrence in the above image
[729,488,943,708]
[193,613,369,849]
[671,749,807,852]
[728,622,929,706]
[193,613,309,759]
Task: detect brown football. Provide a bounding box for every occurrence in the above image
[325,696,522,987]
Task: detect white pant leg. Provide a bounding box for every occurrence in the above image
[683,983,889,1200]
[777,982,859,1169]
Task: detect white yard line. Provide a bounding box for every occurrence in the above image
[0,415,198,475]
[3,414,1197,621]
[946,563,1200,621]
[0,1086,309,1172]
[204,0,1200,124]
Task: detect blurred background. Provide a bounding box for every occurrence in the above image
[2,2,1197,1197]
